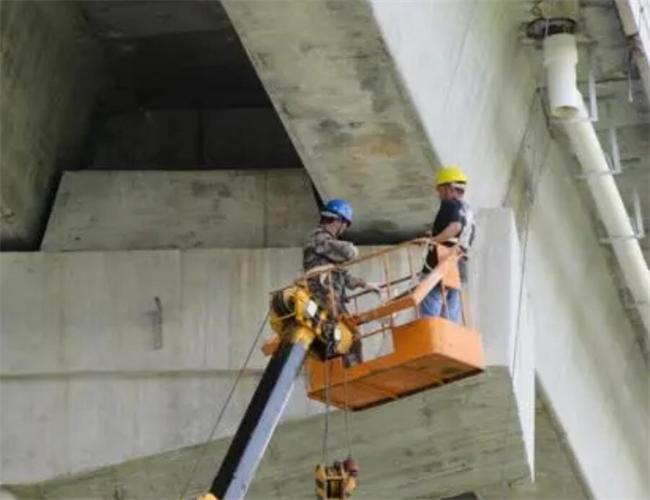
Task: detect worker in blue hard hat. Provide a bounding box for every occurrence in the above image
[420,166,475,323]
[303,198,380,364]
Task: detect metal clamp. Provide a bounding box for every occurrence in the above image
[575,128,623,179]
[599,190,647,243]
[587,47,599,122]
[599,234,644,243]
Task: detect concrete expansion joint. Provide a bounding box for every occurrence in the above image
[0,368,266,381]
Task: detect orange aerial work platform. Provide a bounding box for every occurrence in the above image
[267,239,485,412]
[307,316,483,411]
[206,239,485,500]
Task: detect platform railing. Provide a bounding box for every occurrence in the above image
[273,239,467,344]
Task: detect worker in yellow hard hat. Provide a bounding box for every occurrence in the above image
[420,165,475,322]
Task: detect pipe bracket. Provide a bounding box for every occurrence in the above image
[599,233,645,244]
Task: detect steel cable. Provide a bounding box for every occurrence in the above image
[177,311,270,500]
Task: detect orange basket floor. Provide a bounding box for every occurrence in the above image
[306,317,485,411]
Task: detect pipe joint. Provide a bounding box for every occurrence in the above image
[543,33,581,118]
[526,17,577,40]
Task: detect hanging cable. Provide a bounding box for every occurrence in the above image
[177,311,270,500]
[321,354,331,465]
[342,367,353,457]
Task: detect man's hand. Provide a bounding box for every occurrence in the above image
[347,243,360,259]
[364,282,382,295]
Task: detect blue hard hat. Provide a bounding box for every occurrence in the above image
[322,198,353,225]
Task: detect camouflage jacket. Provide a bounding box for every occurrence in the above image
[303,226,365,311]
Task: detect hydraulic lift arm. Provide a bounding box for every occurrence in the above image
[209,335,311,499]
[200,286,355,500]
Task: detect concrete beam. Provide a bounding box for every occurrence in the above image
[3,394,588,500]
[0,1,104,249]
[78,1,231,38]
[40,170,318,251]
[223,0,439,241]
[3,370,527,499]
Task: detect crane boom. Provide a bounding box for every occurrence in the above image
[210,338,310,499]
[200,286,355,500]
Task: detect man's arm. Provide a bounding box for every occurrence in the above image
[344,271,366,290]
[317,237,359,263]
[431,200,463,243]
[432,222,462,243]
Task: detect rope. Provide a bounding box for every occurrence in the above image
[321,354,331,465]
[177,311,270,500]
[343,368,353,457]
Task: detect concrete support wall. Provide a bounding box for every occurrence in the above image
[525,130,650,497]
[41,170,318,251]
[364,2,649,496]
[2,212,534,491]
[0,1,103,249]
[369,0,532,209]
[0,248,318,483]
[470,208,535,475]
[223,0,439,241]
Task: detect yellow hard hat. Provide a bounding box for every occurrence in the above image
[435,165,468,187]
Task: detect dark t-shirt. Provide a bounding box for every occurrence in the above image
[424,199,464,271]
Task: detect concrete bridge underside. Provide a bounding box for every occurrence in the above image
[6,374,587,500]
[0,1,648,499]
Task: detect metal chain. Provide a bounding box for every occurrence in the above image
[177,311,270,500]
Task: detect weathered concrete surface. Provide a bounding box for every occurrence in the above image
[0,248,316,483]
[41,170,318,251]
[92,110,201,169]
[364,14,649,496]
[91,109,301,170]
[0,1,104,249]
[2,210,533,489]
[4,390,587,500]
[225,1,649,496]
[523,119,650,497]
[468,208,535,474]
[3,370,527,500]
[478,392,589,499]
[202,109,302,170]
[505,92,649,498]
[368,0,533,209]
[223,0,439,241]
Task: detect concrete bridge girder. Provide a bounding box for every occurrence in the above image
[223,0,440,241]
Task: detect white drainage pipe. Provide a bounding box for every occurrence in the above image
[543,32,650,341]
[543,33,581,118]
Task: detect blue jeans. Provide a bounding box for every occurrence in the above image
[420,284,462,323]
